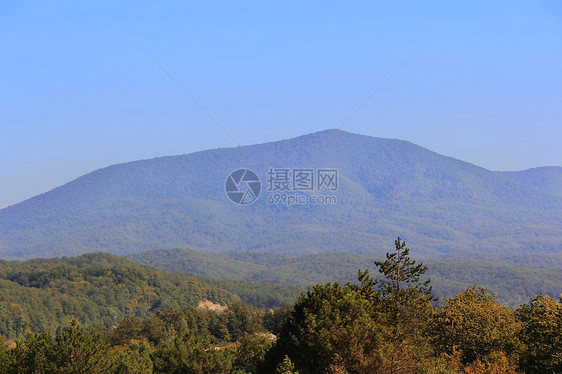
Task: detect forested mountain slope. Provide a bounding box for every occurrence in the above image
[130,247,562,308]
[0,253,300,337]
[1,130,561,264]
[501,166,562,197]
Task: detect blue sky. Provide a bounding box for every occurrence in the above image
[1,1,561,208]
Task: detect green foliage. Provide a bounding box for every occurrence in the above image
[262,305,293,335]
[6,321,115,374]
[266,238,435,374]
[516,293,562,373]
[0,301,268,372]
[131,247,562,308]
[113,345,153,374]
[51,321,115,374]
[1,237,562,373]
[233,333,274,374]
[198,276,304,309]
[7,332,56,373]
[151,333,233,374]
[276,356,299,374]
[433,286,521,364]
[366,237,435,373]
[0,338,9,373]
[266,281,385,374]
[223,303,264,342]
[412,355,455,374]
[371,237,433,300]
[0,253,253,338]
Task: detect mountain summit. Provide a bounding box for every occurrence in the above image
[1,130,561,262]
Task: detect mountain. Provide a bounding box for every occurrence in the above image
[501,166,562,197]
[1,129,561,263]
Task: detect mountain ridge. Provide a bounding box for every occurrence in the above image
[1,129,561,262]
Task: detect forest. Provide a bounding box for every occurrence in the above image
[129,247,562,308]
[0,253,300,337]
[0,239,561,373]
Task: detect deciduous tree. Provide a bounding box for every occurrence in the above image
[433,286,520,366]
[516,293,562,373]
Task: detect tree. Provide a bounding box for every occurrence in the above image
[276,355,299,374]
[371,237,434,300]
[363,237,435,373]
[0,337,9,373]
[263,281,385,374]
[111,317,143,346]
[5,332,56,374]
[50,320,116,374]
[151,332,233,374]
[233,332,274,374]
[516,293,562,373]
[224,302,264,342]
[263,305,293,335]
[433,286,520,367]
[263,237,436,374]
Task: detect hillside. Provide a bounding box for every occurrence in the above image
[1,130,561,264]
[0,253,301,337]
[129,247,562,308]
[502,166,562,197]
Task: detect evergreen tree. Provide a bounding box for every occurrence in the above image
[151,332,233,374]
[6,332,56,374]
[370,237,434,299]
[365,237,435,373]
[264,237,436,374]
[51,320,115,374]
[113,344,153,374]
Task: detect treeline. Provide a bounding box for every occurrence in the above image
[0,301,284,374]
[129,247,562,308]
[1,239,561,373]
[0,253,300,337]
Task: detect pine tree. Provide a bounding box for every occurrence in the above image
[51,320,116,374]
[369,237,435,373]
[5,332,56,373]
[372,237,434,300]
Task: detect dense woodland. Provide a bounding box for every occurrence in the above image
[129,247,562,308]
[0,238,561,373]
[0,253,300,337]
